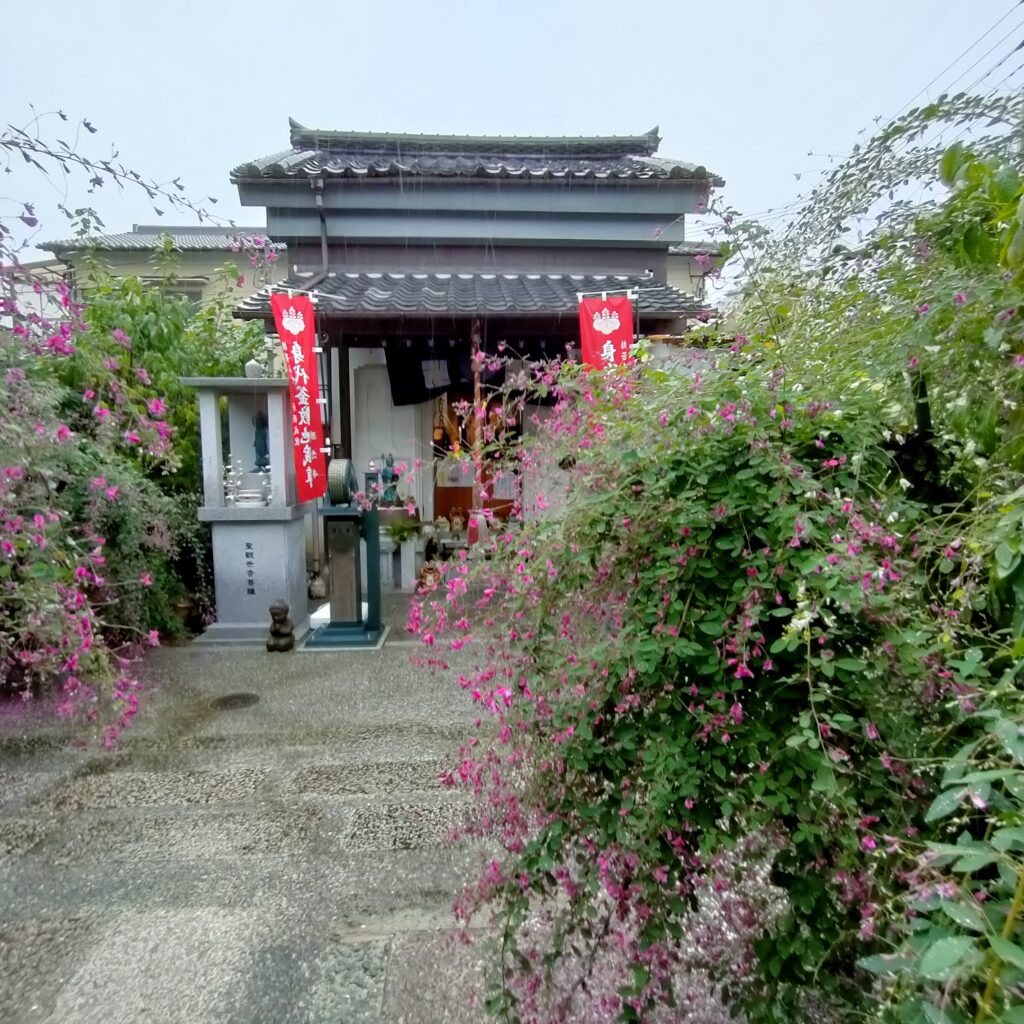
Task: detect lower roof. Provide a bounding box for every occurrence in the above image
[236,270,706,320]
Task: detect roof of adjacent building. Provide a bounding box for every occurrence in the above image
[39,225,285,255]
[669,241,724,256]
[231,119,723,185]
[236,270,707,320]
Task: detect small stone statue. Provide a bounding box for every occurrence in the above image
[381,452,399,507]
[253,411,270,471]
[266,598,295,652]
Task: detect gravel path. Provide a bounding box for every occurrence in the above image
[0,612,488,1023]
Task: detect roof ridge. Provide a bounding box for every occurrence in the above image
[286,118,661,157]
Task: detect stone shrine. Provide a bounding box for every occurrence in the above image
[182,376,314,644]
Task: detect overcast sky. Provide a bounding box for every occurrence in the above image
[5,0,1022,259]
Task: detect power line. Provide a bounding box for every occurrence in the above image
[885,0,1023,121]
[738,3,1018,239]
[930,19,1024,97]
[961,34,1024,92]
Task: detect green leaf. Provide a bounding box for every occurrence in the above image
[953,851,999,873]
[940,900,987,932]
[926,786,968,823]
[990,936,1024,972]
[940,143,965,186]
[918,936,976,980]
[857,952,911,975]
[922,1002,967,1024]
[811,765,836,794]
[834,657,866,671]
[992,827,1024,852]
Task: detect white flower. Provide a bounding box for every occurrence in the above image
[898,477,912,491]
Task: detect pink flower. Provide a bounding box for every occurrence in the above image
[954,292,967,306]
[861,836,877,851]
[147,397,166,417]
[1,540,14,557]
[105,486,119,501]
[917,303,930,315]
[147,630,160,647]
[866,721,880,740]
[123,431,141,445]
[93,405,111,420]
[83,389,95,401]
[139,572,153,587]
[54,424,71,442]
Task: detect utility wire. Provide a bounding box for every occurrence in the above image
[736,3,1016,245]
[885,0,1023,121]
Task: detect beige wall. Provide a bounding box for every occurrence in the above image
[665,254,708,299]
[64,249,289,304]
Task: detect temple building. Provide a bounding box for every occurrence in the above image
[231,119,722,524]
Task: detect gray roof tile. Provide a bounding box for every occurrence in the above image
[39,226,284,255]
[236,271,707,319]
[231,120,722,185]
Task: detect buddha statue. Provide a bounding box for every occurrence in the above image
[380,453,399,507]
[252,411,270,471]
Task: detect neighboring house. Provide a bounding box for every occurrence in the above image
[666,241,724,299]
[230,119,724,522]
[38,225,288,305]
[2,257,69,327]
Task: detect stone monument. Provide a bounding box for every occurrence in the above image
[182,376,314,645]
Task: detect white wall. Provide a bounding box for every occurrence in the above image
[347,348,433,519]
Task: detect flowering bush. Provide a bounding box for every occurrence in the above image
[415,355,968,1021]
[413,94,1024,1023]
[0,276,168,739]
[1,112,259,739]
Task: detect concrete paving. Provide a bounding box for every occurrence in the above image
[0,597,490,1023]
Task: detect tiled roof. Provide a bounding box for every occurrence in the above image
[39,226,285,255]
[669,241,724,256]
[236,271,707,319]
[231,119,722,184]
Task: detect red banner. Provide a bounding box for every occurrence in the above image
[270,293,327,502]
[578,294,635,369]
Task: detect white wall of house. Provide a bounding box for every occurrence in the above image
[2,259,68,327]
[347,348,434,520]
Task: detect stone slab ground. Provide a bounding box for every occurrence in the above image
[0,598,490,1023]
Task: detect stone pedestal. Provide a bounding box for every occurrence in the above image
[196,504,312,644]
[379,537,397,588]
[399,540,419,592]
